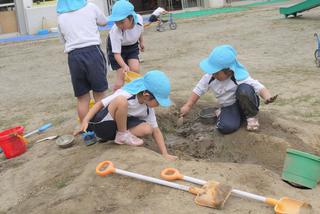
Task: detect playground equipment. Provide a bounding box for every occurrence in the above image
[314,33,320,67]
[279,0,320,18]
[156,13,177,32]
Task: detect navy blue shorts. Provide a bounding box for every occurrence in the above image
[68,45,108,97]
[88,106,145,141]
[148,14,158,22]
[107,36,140,70]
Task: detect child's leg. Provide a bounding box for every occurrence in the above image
[108,101,144,146]
[92,91,106,103]
[236,83,259,117]
[236,83,260,131]
[77,93,91,122]
[113,68,125,91]
[216,103,241,134]
[107,96,128,132]
[128,59,140,73]
[129,122,153,137]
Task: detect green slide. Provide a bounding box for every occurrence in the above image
[280,0,320,17]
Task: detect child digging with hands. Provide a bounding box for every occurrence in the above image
[180,44,277,134]
[76,70,177,161]
[107,0,144,91]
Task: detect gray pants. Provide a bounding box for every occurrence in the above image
[216,83,260,134]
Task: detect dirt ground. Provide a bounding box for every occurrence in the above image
[1,1,320,214]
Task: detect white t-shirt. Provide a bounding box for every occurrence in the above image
[193,74,265,107]
[100,89,158,128]
[109,14,144,54]
[58,3,107,53]
[152,7,165,17]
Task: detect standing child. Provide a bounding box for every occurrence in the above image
[77,70,177,161]
[107,0,144,91]
[180,45,277,134]
[57,0,108,122]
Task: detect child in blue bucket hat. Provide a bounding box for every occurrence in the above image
[180,45,277,133]
[57,0,108,123]
[76,70,177,161]
[107,0,145,91]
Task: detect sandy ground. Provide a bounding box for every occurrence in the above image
[1,1,320,213]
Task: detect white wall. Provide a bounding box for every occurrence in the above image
[24,5,57,34]
[22,0,108,35]
[207,0,226,8]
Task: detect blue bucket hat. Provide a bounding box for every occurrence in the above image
[199,45,249,81]
[108,0,138,24]
[56,0,87,14]
[122,70,172,107]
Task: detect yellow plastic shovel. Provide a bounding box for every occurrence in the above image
[160,168,311,214]
[96,161,232,209]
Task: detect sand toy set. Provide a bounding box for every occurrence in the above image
[96,161,312,214]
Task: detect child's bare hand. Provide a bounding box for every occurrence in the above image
[74,121,89,136]
[180,104,191,117]
[163,154,178,161]
[265,94,278,104]
[121,65,130,72]
[139,43,145,52]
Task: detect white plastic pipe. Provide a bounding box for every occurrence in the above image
[183,175,266,202]
[115,168,190,192]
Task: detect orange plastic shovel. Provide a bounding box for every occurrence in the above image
[161,168,311,214]
[96,161,231,209]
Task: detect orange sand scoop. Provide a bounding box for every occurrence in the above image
[266,197,312,214]
[96,161,231,210]
[124,71,141,83]
[161,168,312,214]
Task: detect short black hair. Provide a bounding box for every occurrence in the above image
[145,90,155,100]
[138,90,155,100]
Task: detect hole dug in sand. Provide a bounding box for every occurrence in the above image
[146,107,315,174]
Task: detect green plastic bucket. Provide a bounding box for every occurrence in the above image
[282,148,320,189]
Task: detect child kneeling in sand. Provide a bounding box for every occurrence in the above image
[77,70,177,161]
[180,44,277,134]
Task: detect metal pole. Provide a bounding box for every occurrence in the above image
[14,0,27,34]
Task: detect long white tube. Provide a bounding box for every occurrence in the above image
[183,175,266,202]
[115,168,190,192]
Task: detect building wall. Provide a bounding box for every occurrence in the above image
[24,5,57,34]
[22,0,108,35]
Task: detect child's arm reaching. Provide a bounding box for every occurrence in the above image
[259,88,278,104]
[114,53,130,72]
[152,127,177,161]
[75,101,104,135]
[180,92,200,117]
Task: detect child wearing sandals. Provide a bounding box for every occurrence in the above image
[76,70,177,161]
[180,45,277,134]
[107,0,144,91]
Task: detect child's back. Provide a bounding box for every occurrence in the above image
[58,2,107,53]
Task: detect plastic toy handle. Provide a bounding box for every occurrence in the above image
[160,168,184,181]
[96,161,116,176]
[265,197,279,206]
[38,123,52,132]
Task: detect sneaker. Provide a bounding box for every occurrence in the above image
[114,131,144,146]
[246,117,259,131]
[215,108,221,117]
